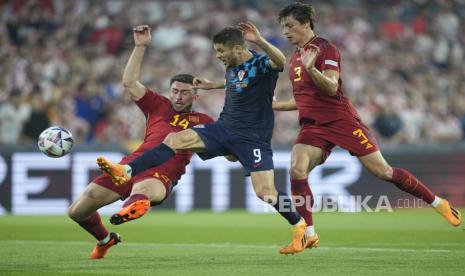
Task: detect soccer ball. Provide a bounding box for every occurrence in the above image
[38,126,74,158]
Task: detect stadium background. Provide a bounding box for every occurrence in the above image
[1,0,464,213]
[1,1,464,275]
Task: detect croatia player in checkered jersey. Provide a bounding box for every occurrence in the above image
[273,2,462,254]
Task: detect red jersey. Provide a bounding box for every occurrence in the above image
[289,37,360,125]
[120,89,214,181]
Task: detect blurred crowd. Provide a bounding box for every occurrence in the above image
[1,0,465,151]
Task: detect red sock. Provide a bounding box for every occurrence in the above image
[123,193,149,208]
[77,212,108,241]
[291,179,314,226]
[390,167,435,204]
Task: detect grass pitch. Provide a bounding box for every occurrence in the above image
[0,210,464,275]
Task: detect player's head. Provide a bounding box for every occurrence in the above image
[169,74,199,112]
[212,27,246,67]
[278,2,316,47]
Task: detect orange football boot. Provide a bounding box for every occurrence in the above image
[110,199,151,225]
[305,234,320,249]
[279,234,319,254]
[434,198,462,227]
[96,157,131,186]
[90,232,121,259]
[279,219,307,255]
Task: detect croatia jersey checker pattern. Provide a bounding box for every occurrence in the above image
[219,51,282,142]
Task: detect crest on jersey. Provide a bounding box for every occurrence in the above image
[237,70,245,81]
[189,115,199,123]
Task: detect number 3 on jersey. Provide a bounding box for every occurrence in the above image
[170,114,189,129]
[294,66,302,82]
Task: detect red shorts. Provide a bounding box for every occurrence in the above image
[92,165,175,203]
[295,118,379,162]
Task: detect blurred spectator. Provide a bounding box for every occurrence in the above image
[373,103,406,144]
[22,86,50,142]
[1,0,465,148]
[0,89,31,144]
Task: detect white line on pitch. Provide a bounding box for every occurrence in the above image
[0,240,461,253]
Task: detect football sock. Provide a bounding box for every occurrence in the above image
[431,196,441,208]
[123,194,149,208]
[306,225,316,237]
[128,143,175,176]
[390,167,435,204]
[77,212,109,241]
[291,179,314,226]
[271,192,302,225]
[98,234,111,245]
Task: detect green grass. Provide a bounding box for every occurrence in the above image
[0,210,464,275]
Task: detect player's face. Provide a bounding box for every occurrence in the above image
[214,43,238,67]
[169,81,198,112]
[280,15,311,47]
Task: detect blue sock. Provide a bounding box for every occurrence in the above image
[128,143,175,176]
[272,192,301,225]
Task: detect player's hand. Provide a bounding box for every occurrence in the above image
[224,155,238,162]
[301,45,320,70]
[238,22,263,44]
[193,77,214,90]
[133,25,151,46]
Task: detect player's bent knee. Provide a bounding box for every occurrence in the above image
[67,204,85,222]
[371,165,393,181]
[290,165,308,180]
[254,187,277,203]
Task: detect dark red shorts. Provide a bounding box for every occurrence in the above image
[295,118,379,162]
[92,165,175,203]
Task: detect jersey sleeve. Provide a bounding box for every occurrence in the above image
[200,114,215,124]
[259,54,284,74]
[134,89,165,116]
[319,43,340,72]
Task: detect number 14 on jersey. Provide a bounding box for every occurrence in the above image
[170,114,190,129]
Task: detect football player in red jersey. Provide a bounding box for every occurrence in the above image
[273,3,462,254]
[67,25,214,259]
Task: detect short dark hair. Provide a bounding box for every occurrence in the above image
[278,2,316,30]
[212,27,245,48]
[170,74,195,86]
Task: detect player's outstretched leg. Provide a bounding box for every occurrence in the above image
[90,232,122,259]
[389,167,462,226]
[96,157,132,185]
[361,152,462,227]
[110,194,151,225]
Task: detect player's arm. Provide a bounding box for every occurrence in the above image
[302,45,339,96]
[193,77,225,90]
[122,25,152,101]
[238,22,285,69]
[224,154,238,162]
[272,97,297,111]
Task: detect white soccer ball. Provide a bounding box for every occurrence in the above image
[38,126,74,158]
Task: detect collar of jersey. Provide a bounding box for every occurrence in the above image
[297,35,317,53]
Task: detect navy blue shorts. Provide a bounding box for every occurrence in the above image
[192,122,274,174]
